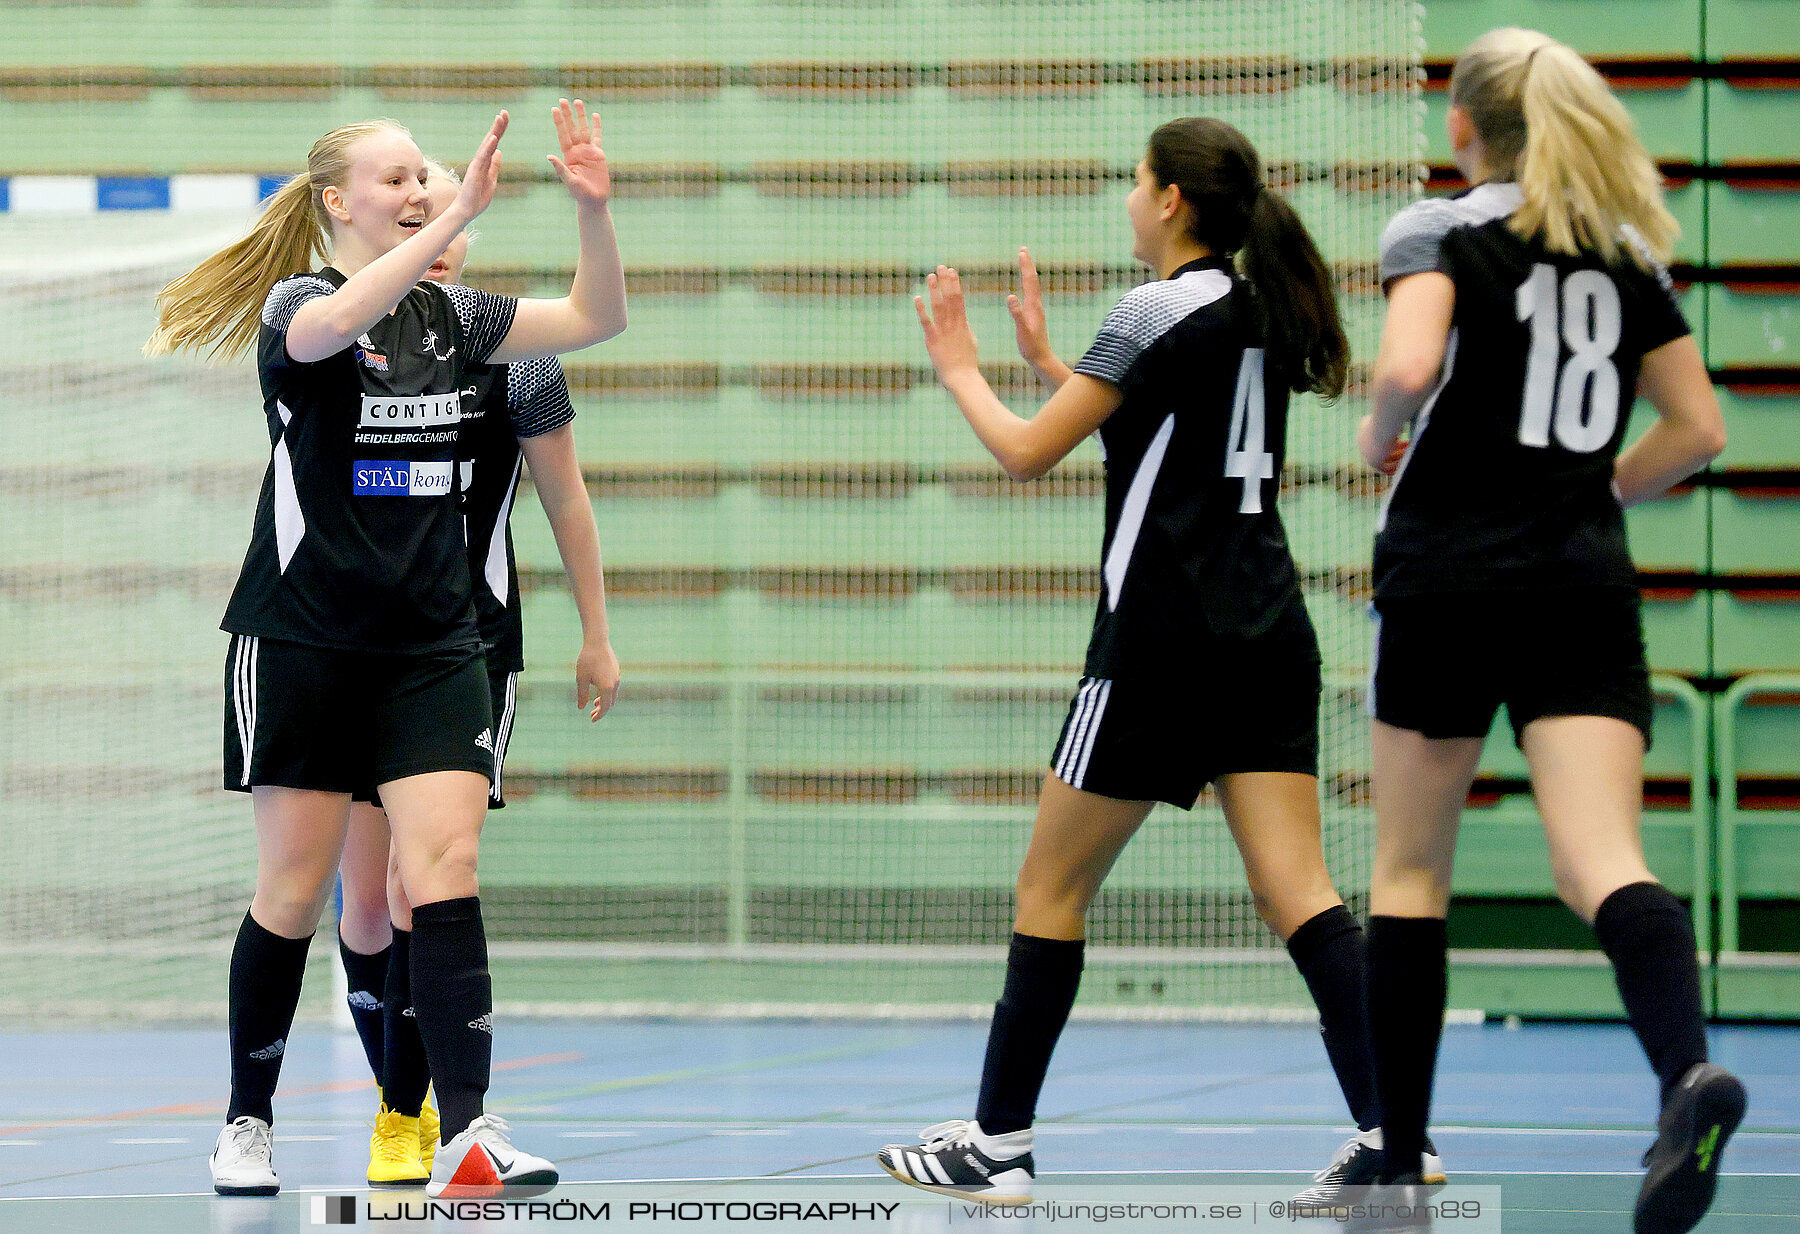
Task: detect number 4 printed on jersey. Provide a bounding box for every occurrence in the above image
[1515,263,1622,453]
[1225,347,1273,513]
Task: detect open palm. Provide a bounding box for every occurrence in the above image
[548,98,611,207]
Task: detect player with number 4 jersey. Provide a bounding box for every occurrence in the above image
[1359,29,1740,1234]
[879,119,1439,1207]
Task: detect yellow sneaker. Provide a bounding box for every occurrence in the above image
[367,1104,429,1187]
[419,1092,440,1174]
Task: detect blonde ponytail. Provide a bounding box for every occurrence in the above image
[145,119,413,361]
[1451,28,1677,268]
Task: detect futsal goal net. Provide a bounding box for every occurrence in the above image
[0,0,1419,1022]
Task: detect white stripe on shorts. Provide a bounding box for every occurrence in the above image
[491,671,518,803]
[1053,679,1098,781]
[1070,678,1112,788]
[232,635,259,786]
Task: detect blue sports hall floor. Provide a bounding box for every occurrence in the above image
[0,1020,1793,1232]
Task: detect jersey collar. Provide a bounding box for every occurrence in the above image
[1167,255,1233,279]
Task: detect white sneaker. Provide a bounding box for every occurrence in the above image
[425,1113,558,1198]
[210,1116,278,1196]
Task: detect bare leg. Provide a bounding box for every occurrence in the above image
[340,801,396,951]
[1215,771,1342,939]
[1012,773,1155,939]
[1520,715,1655,923]
[1369,724,1482,919]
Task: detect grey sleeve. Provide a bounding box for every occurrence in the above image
[440,282,520,365]
[1378,200,1459,286]
[507,356,576,439]
[1072,285,1162,386]
[259,275,335,333]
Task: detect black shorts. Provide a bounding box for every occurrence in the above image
[1049,657,1322,809]
[224,635,495,794]
[1370,588,1653,746]
[355,664,517,809]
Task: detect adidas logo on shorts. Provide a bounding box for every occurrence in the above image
[248,1038,286,1061]
[474,728,494,752]
[468,1013,493,1035]
[346,991,381,1011]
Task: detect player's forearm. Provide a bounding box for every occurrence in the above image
[941,369,1041,481]
[541,489,612,645]
[1367,365,1433,450]
[1028,354,1074,390]
[290,210,472,361]
[1614,419,1724,508]
[567,203,627,344]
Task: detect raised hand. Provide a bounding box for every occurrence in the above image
[914,266,981,381]
[1006,247,1053,367]
[547,98,612,208]
[456,111,508,221]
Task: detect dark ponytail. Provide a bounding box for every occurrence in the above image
[1145,117,1349,399]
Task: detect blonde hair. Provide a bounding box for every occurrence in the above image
[145,119,414,360]
[1451,27,1677,268]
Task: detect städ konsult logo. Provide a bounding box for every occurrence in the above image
[353,461,455,496]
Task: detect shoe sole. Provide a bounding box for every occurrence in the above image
[878,1157,1030,1206]
[368,1175,429,1188]
[212,1183,278,1197]
[1635,1070,1748,1234]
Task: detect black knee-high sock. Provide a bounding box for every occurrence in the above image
[1592,881,1708,1104]
[974,933,1085,1135]
[338,934,391,1086]
[382,927,431,1118]
[227,911,314,1126]
[410,897,491,1141]
[1367,916,1447,1180]
[1286,905,1380,1131]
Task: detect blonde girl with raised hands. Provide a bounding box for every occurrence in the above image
[147,100,625,1200]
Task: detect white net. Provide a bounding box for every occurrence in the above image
[0,0,1420,1021]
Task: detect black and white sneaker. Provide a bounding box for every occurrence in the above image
[1634,1063,1747,1234]
[877,1119,1034,1204]
[1291,1128,1446,1206]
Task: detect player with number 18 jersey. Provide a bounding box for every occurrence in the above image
[1374,182,1689,600]
[1371,182,1690,746]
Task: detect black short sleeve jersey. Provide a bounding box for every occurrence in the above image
[1070,256,1308,679]
[1373,183,1690,598]
[459,356,577,672]
[221,268,519,653]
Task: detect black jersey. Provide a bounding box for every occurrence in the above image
[221,268,518,653]
[1373,182,1691,598]
[1071,255,1307,680]
[459,356,577,673]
